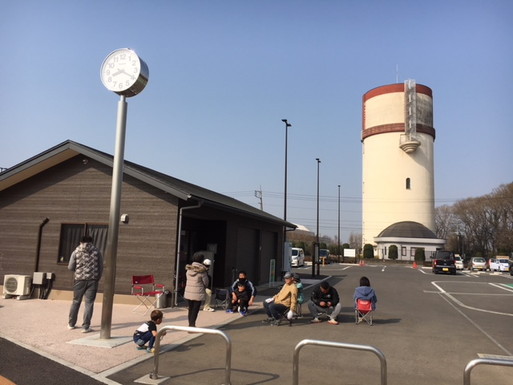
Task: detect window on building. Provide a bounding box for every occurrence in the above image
[406,178,411,190]
[410,247,416,257]
[401,246,407,256]
[58,223,108,263]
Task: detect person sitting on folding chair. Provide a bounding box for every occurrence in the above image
[262,271,298,326]
[308,281,342,325]
[353,276,377,324]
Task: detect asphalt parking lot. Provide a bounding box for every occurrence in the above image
[107,263,513,385]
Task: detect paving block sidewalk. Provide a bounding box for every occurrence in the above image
[0,297,259,375]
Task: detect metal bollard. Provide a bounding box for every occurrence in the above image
[293,339,387,385]
[464,358,513,385]
[150,325,232,385]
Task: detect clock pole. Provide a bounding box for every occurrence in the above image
[100,95,127,339]
[99,48,148,339]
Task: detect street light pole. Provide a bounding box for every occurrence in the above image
[316,158,321,276]
[338,184,341,263]
[282,119,292,274]
[312,158,321,278]
[282,119,291,225]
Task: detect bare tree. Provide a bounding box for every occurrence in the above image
[451,183,513,258]
[435,204,458,240]
[349,232,362,254]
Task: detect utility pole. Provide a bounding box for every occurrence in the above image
[254,187,263,210]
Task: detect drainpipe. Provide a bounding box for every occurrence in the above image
[173,200,203,307]
[34,218,50,272]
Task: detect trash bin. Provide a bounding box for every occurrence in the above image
[156,290,170,309]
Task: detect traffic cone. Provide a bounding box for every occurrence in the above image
[412,261,418,269]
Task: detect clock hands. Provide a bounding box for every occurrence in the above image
[112,68,129,77]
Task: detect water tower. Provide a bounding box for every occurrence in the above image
[362,81,443,259]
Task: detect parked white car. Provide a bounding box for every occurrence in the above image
[489,258,510,272]
[290,248,305,267]
[454,255,464,270]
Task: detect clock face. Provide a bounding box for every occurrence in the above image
[101,49,142,93]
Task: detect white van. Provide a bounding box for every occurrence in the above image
[291,248,305,267]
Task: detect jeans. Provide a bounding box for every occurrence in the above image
[134,331,155,349]
[307,301,342,321]
[68,279,98,329]
[187,300,202,327]
[263,300,287,320]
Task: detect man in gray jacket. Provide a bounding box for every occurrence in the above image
[68,235,103,333]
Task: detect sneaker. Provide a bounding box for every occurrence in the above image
[226,309,234,313]
[328,319,339,325]
[261,317,274,324]
[271,319,281,326]
[240,311,247,317]
[206,308,215,312]
[146,347,155,353]
[310,318,321,323]
[67,325,76,330]
[136,345,148,350]
[82,327,94,333]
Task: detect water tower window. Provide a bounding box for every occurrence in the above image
[406,178,411,190]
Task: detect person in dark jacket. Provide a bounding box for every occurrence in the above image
[353,276,377,310]
[308,281,341,325]
[230,271,257,306]
[227,282,251,315]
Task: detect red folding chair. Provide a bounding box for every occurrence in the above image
[131,275,165,313]
[355,298,373,325]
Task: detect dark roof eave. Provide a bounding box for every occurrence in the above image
[191,196,296,228]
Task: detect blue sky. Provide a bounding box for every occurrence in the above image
[1,1,512,241]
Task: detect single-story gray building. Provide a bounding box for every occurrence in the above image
[0,140,294,302]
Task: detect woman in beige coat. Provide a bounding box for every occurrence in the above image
[184,253,209,327]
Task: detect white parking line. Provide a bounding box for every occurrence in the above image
[430,281,512,356]
[489,283,513,293]
[431,281,513,317]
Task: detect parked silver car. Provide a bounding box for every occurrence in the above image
[469,257,488,271]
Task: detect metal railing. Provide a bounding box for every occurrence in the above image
[464,358,513,385]
[292,339,387,385]
[150,325,232,385]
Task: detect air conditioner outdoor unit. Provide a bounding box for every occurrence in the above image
[3,274,32,298]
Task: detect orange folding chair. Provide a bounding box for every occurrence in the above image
[131,275,165,313]
[355,298,373,325]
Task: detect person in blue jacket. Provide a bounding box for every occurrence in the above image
[353,276,377,310]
